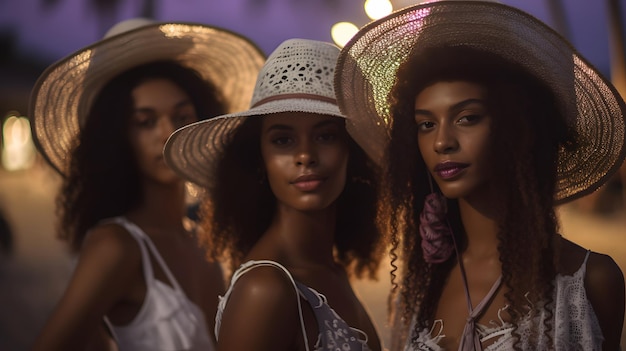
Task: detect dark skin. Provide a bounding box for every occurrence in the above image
[32,79,225,350]
[415,81,624,350]
[216,113,382,351]
[31,184,225,350]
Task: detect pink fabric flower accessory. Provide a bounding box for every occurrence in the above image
[419,192,454,263]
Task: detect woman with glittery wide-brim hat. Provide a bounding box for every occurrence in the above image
[335,1,625,350]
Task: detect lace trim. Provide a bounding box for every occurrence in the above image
[407,251,603,350]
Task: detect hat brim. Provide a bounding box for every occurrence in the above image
[335,1,626,203]
[29,22,266,176]
[164,99,344,188]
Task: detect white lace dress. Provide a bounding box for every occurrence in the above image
[405,251,603,350]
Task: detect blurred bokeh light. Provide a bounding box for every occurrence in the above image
[2,112,36,171]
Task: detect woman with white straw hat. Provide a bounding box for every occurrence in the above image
[30,18,265,351]
[335,1,626,350]
[164,38,384,351]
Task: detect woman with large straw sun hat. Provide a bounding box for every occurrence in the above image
[164,38,385,351]
[335,1,625,350]
[30,18,265,351]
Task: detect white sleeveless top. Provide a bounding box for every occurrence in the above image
[405,251,603,350]
[102,217,214,351]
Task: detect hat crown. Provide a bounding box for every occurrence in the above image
[250,39,339,107]
[335,0,626,203]
[103,18,155,39]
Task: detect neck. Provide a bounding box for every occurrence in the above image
[457,197,499,260]
[127,179,186,232]
[264,203,337,267]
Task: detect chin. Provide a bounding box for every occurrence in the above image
[292,197,338,212]
[149,172,183,186]
[436,184,469,200]
[437,182,491,203]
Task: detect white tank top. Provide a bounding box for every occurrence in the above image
[103,217,214,351]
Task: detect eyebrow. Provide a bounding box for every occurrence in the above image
[414,98,486,116]
[264,119,340,132]
[133,99,193,114]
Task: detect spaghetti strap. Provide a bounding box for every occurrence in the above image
[98,217,214,350]
[109,217,184,294]
[582,250,591,266]
[218,260,310,351]
[454,231,503,351]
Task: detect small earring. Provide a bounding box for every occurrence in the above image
[419,175,454,263]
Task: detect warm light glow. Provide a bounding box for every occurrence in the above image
[331,22,359,48]
[364,0,393,20]
[2,113,36,171]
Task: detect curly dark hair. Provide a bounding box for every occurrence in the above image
[385,46,578,348]
[198,116,385,278]
[57,60,227,253]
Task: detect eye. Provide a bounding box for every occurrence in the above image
[133,115,157,129]
[316,131,337,143]
[271,135,293,146]
[457,114,483,125]
[416,120,435,132]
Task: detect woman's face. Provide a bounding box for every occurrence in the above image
[128,78,198,184]
[414,81,493,200]
[260,112,349,212]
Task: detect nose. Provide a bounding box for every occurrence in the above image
[433,124,459,154]
[295,139,317,167]
[158,117,176,142]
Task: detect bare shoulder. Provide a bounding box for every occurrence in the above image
[79,222,141,268]
[217,265,303,351]
[556,236,623,286]
[227,265,299,312]
[585,251,625,351]
[557,236,625,350]
[31,223,142,350]
[585,251,624,288]
[583,250,624,319]
[71,222,143,298]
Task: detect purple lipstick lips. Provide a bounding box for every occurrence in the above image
[434,162,469,180]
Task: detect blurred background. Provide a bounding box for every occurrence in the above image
[0,0,625,350]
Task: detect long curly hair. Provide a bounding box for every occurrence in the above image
[199,116,385,279]
[385,46,578,348]
[57,60,227,253]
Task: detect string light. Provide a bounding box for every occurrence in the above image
[364,0,393,20]
[1,112,36,171]
[331,22,359,48]
[331,0,394,47]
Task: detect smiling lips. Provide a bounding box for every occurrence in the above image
[434,162,469,180]
[291,174,326,191]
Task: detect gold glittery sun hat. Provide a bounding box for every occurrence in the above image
[335,0,626,203]
[164,38,344,189]
[29,18,266,175]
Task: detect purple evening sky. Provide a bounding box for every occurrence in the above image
[0,0,617,76]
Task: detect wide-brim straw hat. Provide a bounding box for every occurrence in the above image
[29,18,266,176]
[164,38,344,189]
[335,0,626,204]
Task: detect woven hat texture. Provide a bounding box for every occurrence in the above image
[335,0,626,203]
[29,18,266,175]
[164,38,344,188]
